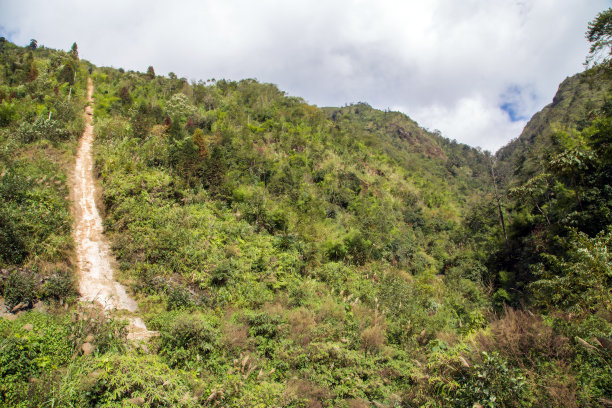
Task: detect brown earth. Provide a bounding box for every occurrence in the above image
[72,78,153,340]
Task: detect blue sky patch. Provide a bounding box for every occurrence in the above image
[499,84,536,122]
[500,101,525,121]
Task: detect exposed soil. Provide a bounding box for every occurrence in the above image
[72,79,152,340]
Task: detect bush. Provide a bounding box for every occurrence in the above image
[0,206,26,264]
[530,229,612,316]
[0,336,39,405]
[344,230,372,266]
[0,312,74,406]
[455,352,526,407]
[0,100,18,126]
[42,270,77,302]
[159,315,218,369]
[3,270,38,309]
[244,311,283,339]
[323,239,347,262]
[477,308,571,368]
[16,117,70,143]
[72,354,196,407]
[210,261,234,286]
[360,325,385,354]
[440,351,527,408]
[166,286,193,311]
[0,159,71,267]
[69,306,128,355]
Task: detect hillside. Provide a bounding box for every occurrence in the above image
[486,65,612,306]
[0,35,610,408]
[496,68,612,185]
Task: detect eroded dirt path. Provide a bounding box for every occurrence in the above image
[72,78,151,339]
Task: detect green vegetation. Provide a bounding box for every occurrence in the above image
[1,9,611,407]
[0,39,87,301]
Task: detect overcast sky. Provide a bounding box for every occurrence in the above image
[1,1,609,152]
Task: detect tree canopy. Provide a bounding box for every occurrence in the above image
[586,7,612,66]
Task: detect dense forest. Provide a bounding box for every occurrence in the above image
[0,9,610,408]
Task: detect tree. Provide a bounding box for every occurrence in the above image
[530,229,611,315]
[118,86,132,105]
[70,42,79,60]
[547,147,596,211]
[486,152,509,248]
[28,39,37,50]
[586,7,612,67]
[57,59,76,85]
[146,65,155,79]
[508,173,553,226]
[25,52,38,82]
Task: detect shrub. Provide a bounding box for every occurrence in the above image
[16,117,70,143]
[287,281,308,307]
[492,288,512,310]
[444,351,527,408]
[477,307,571,368]
[244,311,283,339]
[73,354,196,407]
[360,325,385,354]
[42,270,77,302]
[0,100,18,126]
[0,312,74,406]
[221,321,250,351]
[344,230,372,266]
[159,315,218,368]
[530,229,612,316]
[70,306,128,354]
[0,206,26,264]
[323,239,347,262]
[283,379,333,407]
[0,336,39,405]
[166,286,193,311]
[288,307,315,346]
[3,270,38,309]
[210,261,234,286]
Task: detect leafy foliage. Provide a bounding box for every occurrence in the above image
[530,229,611,315]
[1,15,611,405]
[586,7,612,66]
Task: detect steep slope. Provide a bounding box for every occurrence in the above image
[88,68,495,405]
[1,37,610,408]
[73,78,138,311]
[0,40,87,286]
[496,68,612,184]
[485,64,612,308]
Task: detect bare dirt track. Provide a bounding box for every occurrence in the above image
[72,78,151,339]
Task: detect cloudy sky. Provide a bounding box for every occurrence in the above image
[1,1,608,152]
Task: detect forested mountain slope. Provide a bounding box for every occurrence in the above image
[0,30,610,408]
[485,65,612,305]
[496,68,612,184]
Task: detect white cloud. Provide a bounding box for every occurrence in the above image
[0,0,608,151]
[405,95,527,152]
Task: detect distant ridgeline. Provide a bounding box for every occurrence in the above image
[0,35,610,408]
